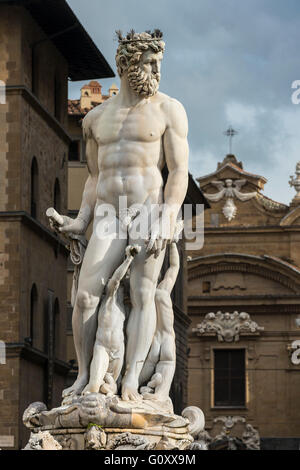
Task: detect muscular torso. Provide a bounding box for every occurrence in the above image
[90,93,169,210]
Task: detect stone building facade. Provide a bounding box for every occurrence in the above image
[0,0,114,449]
[188,154,300,449]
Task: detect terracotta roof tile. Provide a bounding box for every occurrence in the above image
[68,99,101,116]
[89,80,102,87]
[68,93,112,116]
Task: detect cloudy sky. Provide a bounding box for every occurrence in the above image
[67,0,300,204]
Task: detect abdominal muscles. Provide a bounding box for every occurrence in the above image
[96,143,164,208]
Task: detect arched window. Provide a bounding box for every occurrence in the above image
[30,284,38,347]
[53,298,60,359]
[30,157,38,218]
[53,178,61,213]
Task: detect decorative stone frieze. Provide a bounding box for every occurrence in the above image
[192,311,264,342]
[192,416,260,450]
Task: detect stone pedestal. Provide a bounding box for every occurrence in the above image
[23,393,203,450]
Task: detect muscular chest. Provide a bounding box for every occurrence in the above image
[94,103,165,145]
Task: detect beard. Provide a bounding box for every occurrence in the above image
[127,65,160,97]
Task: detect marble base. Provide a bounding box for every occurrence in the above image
[25,427,193,450]
[23,393,203,450]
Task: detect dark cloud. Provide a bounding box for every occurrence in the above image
[67,0,300,203]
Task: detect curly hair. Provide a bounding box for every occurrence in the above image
[115,32,165,77]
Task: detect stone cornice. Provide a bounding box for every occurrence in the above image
[5,342,70,374]
[188,253,300,293]
[0,211,69,255]
[280,206,300,226]
[188,331,298,339]
[202,225,300,233]
[188,262,300,293]
[188,297,300,318]
[254,193,288,214]
[6,85,72,144]
[189,294,300,302]
[197,162,267,187]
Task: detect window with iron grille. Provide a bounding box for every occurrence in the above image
[214,349,245,407]
[69,139,81,161]
[69,139,86,163]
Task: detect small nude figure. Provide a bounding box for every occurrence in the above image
[139,235,181,401]
[83,245,141,396]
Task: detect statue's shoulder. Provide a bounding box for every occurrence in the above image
[158,92,187,115]
[157,92,182,104]
[157,93,188,130]
[82,100,111,139]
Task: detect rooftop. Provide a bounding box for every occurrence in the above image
[197,153,267,191]
[68,99,100,116]
[0,0,115,81]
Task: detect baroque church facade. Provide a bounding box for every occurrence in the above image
[188,154,300,449]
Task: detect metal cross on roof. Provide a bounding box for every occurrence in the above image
[223,126,238,154]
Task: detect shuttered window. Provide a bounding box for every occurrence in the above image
[214,349,245,407]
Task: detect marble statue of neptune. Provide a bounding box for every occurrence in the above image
[49,30,189,403]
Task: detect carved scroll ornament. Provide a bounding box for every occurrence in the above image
[192,311,264,342]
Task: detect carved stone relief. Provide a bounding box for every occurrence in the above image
[203,179,257,221]
[192,311,264,342]
[192,416,260,450]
